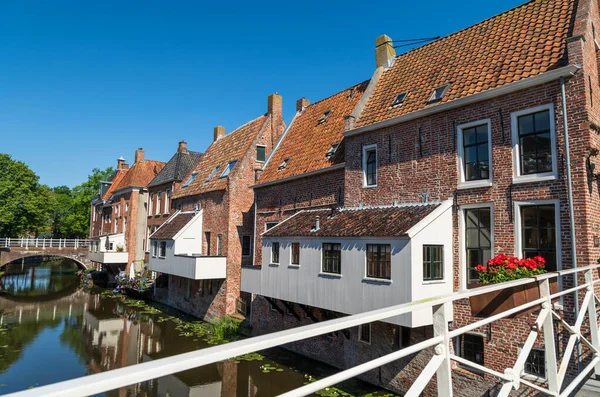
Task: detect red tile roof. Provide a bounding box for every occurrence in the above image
[102,169,128,200]
[258,81,370,185]
[263,204,439,238]
[113,160,166,192]
[356,0,575,127]
[150,211,197,240]
[174,115,268,197]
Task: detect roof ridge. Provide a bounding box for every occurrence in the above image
[217,114,266,142]
[394,0,556,60]
[301,79,370,109]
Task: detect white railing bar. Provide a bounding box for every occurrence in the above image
[551,311,597,352]
[549,278,600,301]
[518,378,556,396]
[404,355,444,397]
[559,356,600,397]
[449,354,510,380]
[575,292,593,330]
[5,264,599,397]
[278,335,444,397]
[448,297,546,339]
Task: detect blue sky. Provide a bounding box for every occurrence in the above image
[0,0,524,187]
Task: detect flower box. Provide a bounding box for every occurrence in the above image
[468,279,558,318]
[469,254,554,318]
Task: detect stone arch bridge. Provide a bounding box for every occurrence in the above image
[0,238,92,269]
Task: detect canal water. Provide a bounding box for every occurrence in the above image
[0,258,395,397]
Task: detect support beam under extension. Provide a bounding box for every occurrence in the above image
[264,297,284,316]
[281,301,302,321]
[299,304,319,322]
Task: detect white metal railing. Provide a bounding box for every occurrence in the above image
[5,264,600,397]
[0,238,91,249]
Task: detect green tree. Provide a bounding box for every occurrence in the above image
[50,185,73,238]
[64,167,114,238]
[0,154,56,237]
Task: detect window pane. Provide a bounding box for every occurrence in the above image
[465,146,477,163]
[475,125,488,143]
[477,144,489,162]
[534,110,550,132]
[518,114,534,135]
[257,146,266,162]
[463,128,476,145]
[466,228,479,248]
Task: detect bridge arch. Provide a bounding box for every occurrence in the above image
[0,252,90,270]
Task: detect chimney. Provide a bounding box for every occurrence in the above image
[344,115,356,131]
[268,93,282,118]
[214,126,225,141]
[375,34,396,68]
[315,216,321,231]
[134,148,145,163]
[117,156,126,170]
[178,140,188,153]
[296,98,310,112]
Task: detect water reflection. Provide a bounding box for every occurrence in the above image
[0,259,387,396]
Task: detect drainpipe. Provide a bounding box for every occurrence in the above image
[560,74,581,371]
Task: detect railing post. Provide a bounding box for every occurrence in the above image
[585,269,600,376]
[540,278,559,392]
[42,238,45,249]
[432,302,453,397]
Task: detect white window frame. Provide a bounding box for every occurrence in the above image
[362,144,378,188]
[156,192,162,215]
[459,203,494,291]
[511,104,558,184]
[513,199,562,272]
[265,221,278,232]
[148,194,154,216]
[159,241,167,258]
[271,242,280,265]
[358,323,371,344]
[152,241,157,257]
[457,119,493,189]
[146,227,151,253]
[165,190,170,214]
[219,160,237,178]
[290,242,300,266]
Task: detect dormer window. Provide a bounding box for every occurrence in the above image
[182,173,198,188]
[348,88,355,99]
[325,142,340,159]
[204,166,220,183]
[278,158,290,171]
[428,85,449,103]
[318,110,332,125]
[219,160,237,178]
[391,92,408,107]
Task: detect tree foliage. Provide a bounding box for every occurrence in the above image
[0,153,113,238]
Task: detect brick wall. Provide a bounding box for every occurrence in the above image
[156,275,226,321]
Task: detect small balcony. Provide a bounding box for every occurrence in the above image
[89,251,129,264]
[149,255,226,280]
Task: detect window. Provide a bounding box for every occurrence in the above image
[278,158,290,171]
[256,146,266,162]
[464,208,492,284]
[156,192,162,215]
[146,227,151,252]
[366,244,391,279]
[362,145,377,187]
[265,222,278,231]
[271,242,280,264]
[325,142,340,159]
[423,245,443,281]
[205,167,220,183]
[242,236,251,256]
[358,323,371,344]
[159,241,166,257]
[391,92,408,107]
[184,279,191,301]
[322,243,341,274]
[318,109,331,124]
[165,190,170,214]
[109,242,114,251]
[512,105,556,181]
[519,204,557,271]
[182,173,198,188]
[291,242,300,265]
[455,334,484,367]
[524,348,546,378]
[152,241,157,257]
[428,84,449,103]
[219,161,237,178]
[125,203,129,213]
[458,121,491,185]
[217,234,223,256]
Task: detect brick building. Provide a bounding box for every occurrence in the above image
[90,148,165,276]
[149,94,285,321]
[145,141,202,263]
[242,0,600,394]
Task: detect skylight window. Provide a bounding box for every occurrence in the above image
[325,142,340,159]
[348,88,355,99]
[428,84,449,103]
[278,158,290,171]
[204,166,220,183]
[391,92,408,107]
[219,160,237,178]
[318,110,332,125]
[182,173,198,188]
